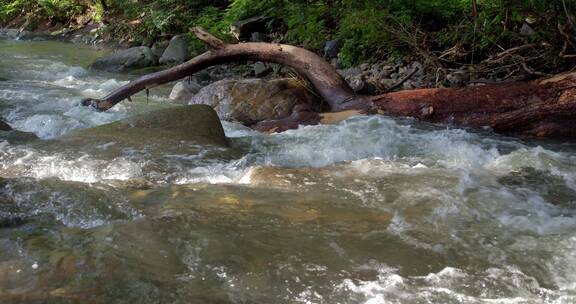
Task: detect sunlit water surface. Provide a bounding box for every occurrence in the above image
[1,38,576,303]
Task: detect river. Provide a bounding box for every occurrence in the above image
[1,37,576,303]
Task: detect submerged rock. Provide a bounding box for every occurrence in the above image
[59,105,229,149]
[1,117,40,145]
[189,78,320,124]
[0,119,12,131]
[90,46,156,72]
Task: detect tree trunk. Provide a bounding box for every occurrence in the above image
[83,28,576,138]
[371,74,576,137]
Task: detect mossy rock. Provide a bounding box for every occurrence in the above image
[56,105,229,155]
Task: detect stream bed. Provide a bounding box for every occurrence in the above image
[1,38,576,303]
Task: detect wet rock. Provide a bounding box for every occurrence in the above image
[60,105,229,148]
[0,28,20,39]
[0,129,38,145]
[159,35,190,65]
[0,119,12,131]
[338,67,361,80]
[498,167,576,208]
[90,46,156,72]
[0,118,38,144]
[253,62,272,77]
[169,77,202,103]
[323,39,341,59]
[339,61,432,93]
[189,78,320,123]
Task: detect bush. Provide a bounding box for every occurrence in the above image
[2,0,574,68]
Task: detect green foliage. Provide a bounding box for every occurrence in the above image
[0,0,34,21]
[284,2,329,49]
[38,0,84,20]
[2,0,573,67]
[0,0,89,23]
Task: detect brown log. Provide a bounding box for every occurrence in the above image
[372,73,576,137]
[83,28,576,138]
[82,28,368,112]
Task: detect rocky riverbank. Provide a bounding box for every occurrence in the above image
[1,23,478,128]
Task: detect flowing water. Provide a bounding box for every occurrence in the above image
[1,37,576,304]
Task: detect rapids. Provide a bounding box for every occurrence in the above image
[1,37,576,303]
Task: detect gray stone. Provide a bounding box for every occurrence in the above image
[90,46,156,72]
[151,40,169,59]
[169,78,202,103]
[253,62,272,77]
[446,70,470,87]
[349,79,377,94]
[324,39,342,59]
[2,29,20,39]
[520,22,535,37]
[189,78,320,123]
[159,35,190,66]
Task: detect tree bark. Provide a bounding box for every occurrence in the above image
[371,74,576,137]
[83,28,576,138]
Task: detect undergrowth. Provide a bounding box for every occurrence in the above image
[1,0,575,69]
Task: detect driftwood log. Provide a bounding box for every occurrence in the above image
[83,27,576,138]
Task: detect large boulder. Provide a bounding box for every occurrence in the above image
[0,119,39,145]
[58,105,229,154]
[90,46,156,73]
[189,78,321,124]
[159,35,190,66]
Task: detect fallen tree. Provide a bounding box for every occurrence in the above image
[83,27,576,138]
